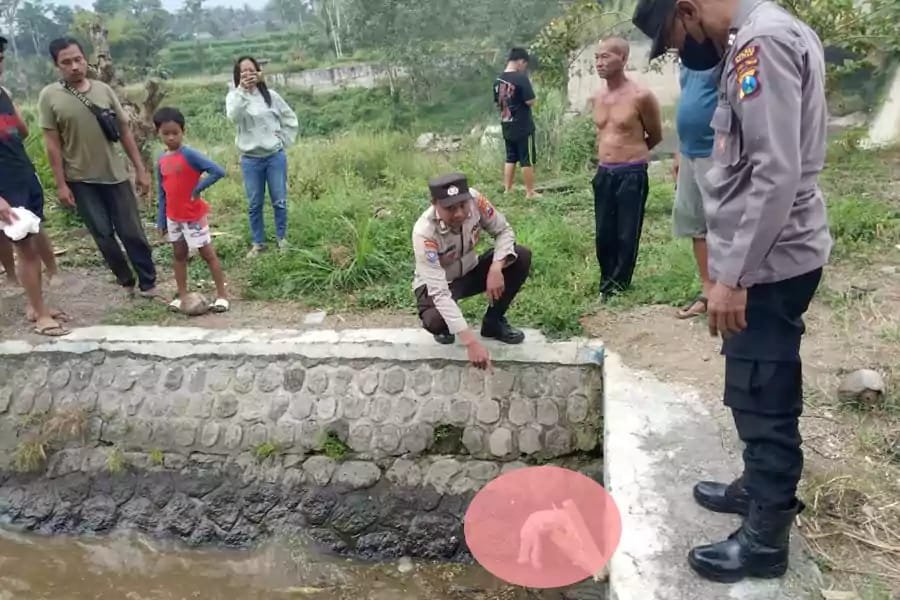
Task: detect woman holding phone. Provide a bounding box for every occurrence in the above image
[226,56,299,257]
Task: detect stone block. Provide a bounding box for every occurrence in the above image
[466,461,500,483]
[69,362,94,391]
[240,396,268,423]
[462,426,485,455]
[268,393,290,422]
[316,395,337,421]
[164,366,184,391]
[356,368,379,395]
[549,367,581,398]
[566,393,590,424]
[214,394,239,419]
[49,367,71,390]
[348,423,373,453]
[391,396,418,424]
[289,392,314,420]
[373,425,401,455]
[247,424,269,448]
[273,420,296,448]
[386,459,423,487]
[409,368,433,396]
[490,370,517,399]
[536,399,559,426]
[0,387,10,414]
[340,392,367,420]
[305,367,330,394]
[174,420,198,447]
[434,367,461,395]
[303,456,336,486]
[401,423,433,456]
[448,400,472,425]
[33,389,53,414]
[139,364,162,391]
[207,366,232,392]
[545,427,573,456]
[233,364,256,394]
[368,395,392,424]
[476,400,500,425]
[518,427,543,455]
[257,364,284,393]
[187,394,215,419]
[489,428,514,457]
[424,459,462,494]
[200,422,220,448]
[381,368,406,394]
[509,399,535,426]
[518,368,547,398]
[171,393,192,417]
[282,362,306,392]
[334,461,381,490]
[332,368,354,396]
[12,385,36,414]
[222,424,243,450]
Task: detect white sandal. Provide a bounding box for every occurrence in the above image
[209,298,230,313]
[168,298,182,313]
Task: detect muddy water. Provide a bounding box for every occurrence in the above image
[0,527,534,600]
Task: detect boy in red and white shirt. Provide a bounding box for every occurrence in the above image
[154,107,229,313]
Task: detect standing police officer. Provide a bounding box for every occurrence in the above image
[633,0,833,584]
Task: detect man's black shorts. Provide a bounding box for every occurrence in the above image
[0,173,45,221]
[504,134,536,167]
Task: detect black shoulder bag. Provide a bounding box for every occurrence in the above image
[60,80,121,143]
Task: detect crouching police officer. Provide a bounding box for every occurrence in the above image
[412,173,532,370]
[633,0,833,584]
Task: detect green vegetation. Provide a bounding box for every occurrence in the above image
[13,408,90,473]
[148,449,165,467]
[320,431,350,460]
[253,441,282,462]
[106,446,127,474]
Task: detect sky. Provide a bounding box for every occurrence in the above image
[58,0,247,11]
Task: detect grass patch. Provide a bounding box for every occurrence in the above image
[106,447,127,474]
[149,449,165,467]
[254,441,282,462]
[320,431,350,460]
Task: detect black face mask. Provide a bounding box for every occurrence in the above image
[680,29,722,71]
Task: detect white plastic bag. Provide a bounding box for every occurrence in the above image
[1,207,41,242]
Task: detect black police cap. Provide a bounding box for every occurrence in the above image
[428,173,474,208]
[632,0,676,61]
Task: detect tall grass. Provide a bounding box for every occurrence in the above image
[19,81,900,338]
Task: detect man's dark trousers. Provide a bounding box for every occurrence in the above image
[722,268,823,509]
[592,163,649,294]
[69,181,157,292]
[416,245,532,335]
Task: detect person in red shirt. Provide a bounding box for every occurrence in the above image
[153,107,229,313]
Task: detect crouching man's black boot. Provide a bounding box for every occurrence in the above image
[688,499,804,584]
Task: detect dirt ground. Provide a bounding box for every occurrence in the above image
[2,254,899,597]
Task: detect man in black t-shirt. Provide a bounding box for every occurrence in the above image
[493,48,540,199]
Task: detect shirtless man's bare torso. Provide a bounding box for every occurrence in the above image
[589,37,663,298]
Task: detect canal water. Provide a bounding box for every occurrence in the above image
[0,526,542,600]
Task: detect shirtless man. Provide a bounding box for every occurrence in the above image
[591,37,663,298]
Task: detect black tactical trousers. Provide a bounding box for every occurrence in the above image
[721,268,823,509]
[592,163,649,294]
[415,245,532,335]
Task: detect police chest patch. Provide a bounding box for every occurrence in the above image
[734,44,761,100]
[425,250,439,264]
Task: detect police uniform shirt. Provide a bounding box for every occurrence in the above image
[706,0,833,290]
[411,190,518,335]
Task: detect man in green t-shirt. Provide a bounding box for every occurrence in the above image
[38,37,158,297]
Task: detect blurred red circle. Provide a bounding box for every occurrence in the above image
[463,465,622,589]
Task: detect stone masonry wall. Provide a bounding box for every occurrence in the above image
[0,327,605,559]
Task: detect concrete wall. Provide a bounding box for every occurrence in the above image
[0,326,604,559]
[266,63,400,93]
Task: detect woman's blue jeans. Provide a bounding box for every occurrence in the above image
[240,149,288,245]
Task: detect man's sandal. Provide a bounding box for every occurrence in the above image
[167,298,182,313]
[34,323,70,337]
[209,298,230,313]
[676,294,708,320]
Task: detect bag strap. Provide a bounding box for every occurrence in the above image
[59,80,103,117]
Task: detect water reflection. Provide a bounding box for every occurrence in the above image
[0,527,536,600]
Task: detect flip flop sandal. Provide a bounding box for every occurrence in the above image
[209,298,230,313]
[676,294,708,320]
[26,309,71,323]
[34,323,70,337]
[168,298,182,313]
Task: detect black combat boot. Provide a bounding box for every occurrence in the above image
[481,316,525,345]
[693,476,751,516]
[688,500,804,584]
[433,333,455,345]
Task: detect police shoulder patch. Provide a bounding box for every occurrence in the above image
[734,43,762,101]
[476,194,495,218]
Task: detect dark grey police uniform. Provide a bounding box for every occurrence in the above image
[707,0,832,510]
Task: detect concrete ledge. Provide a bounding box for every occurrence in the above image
[0,326,604,366]
[603,352,823,600]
